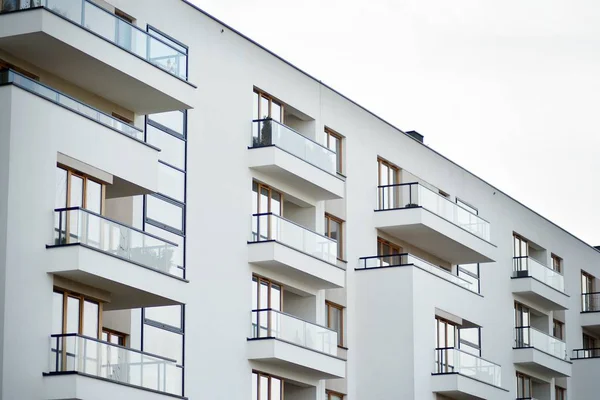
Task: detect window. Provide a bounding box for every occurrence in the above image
[516,372,533,399]
[252,182,283,215]
[55,166,105,214]
[457,263,480,293]
[582,271,594,294]
[252,276,282,311]
[324,213,344,259]
[514,302,530,347]
[252,372,283,400]
[552,254,562,273]
[377,237,402,266]
[583,333,596,349]
[102,328,127,346]
[324,127,343,174]
[326,301,344,347]
[377,158,399,210]
[513,234,528,258]
[326,390,345,400]
[52,290,101,338]
[253,89,284,123]
[555,386,566,400]
[553,319,564,340]
[142,305,185,365]
[435,317,457,373]
[582,271,595,312]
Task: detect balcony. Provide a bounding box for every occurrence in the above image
[247,309,346,380]
[432,347,506,399]
[512,256,569,310]
[0,73,159,194]
[513,327,571,377]
[571,349,600,399]
[248,213,345,289]
[46,207,187,309]
[374,183,495,264]
[248,119,344,200]
[358,254,478,293]
[44,333,183,399]
[0,0,194,113]
[580,293,600,334]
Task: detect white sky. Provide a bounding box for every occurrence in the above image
[190,0,600,245]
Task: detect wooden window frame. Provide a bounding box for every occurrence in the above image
[377,157,400,209]
[553,319,564,340]
[324,127,344,174]
[516,372,533,398]
[253,275,283,338]
[253,181,284,215]
[102,327,128,346]
[325,213,344,260]
[114,8,135,23]
[377,157,399,186]
[57,164,107,213]
[252,371,284,400]
[555,386,566,400]
[377,237,402,255]
[513,233,529,258]
[582,270,594,293]
[54,288,103,338]
[326,389,345,400]
[254,88,285,122]
[326,301,345,347]
[551,254,562,273]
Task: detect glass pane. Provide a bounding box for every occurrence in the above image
[146,195,183,231]
[83,300,99,338]
[47,0,82,22]
[259,187,269,214]
[260,376,268,400]
[143,324,183,364]
[86,180,102,214]
[252,277,258,309]
[157,163,185,202]
[253,92,260,120]
[52,292,63,334]
[149,111,184,136]
[55,168,67,209]
[271,285,281,311]
[66,296,80,334]
[271,102,281,123]
[145,305,182,329]
[144,223,184,271]
[146,125,185,169]
[329,307,341,334]
[148,27,187,54]
[271,377,281,400]
[70,175,83,207]
[260,96,269,119]
[328,219,340,242]
[271,191,281,216]
[259,281,269,309]
[252,373,258,400]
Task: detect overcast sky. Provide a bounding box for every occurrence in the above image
[191,0,600,245]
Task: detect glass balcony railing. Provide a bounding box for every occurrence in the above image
[250,213,338,265]
[49,333,182,395]
[251,119,337,175]
[53,207,181,278]
[377,182,491,241]
[514,326,568,360]
[434,347,501,387]
[1,0,188,80]
[581,292,600,312]
[0,69,143,139]
[513,256,565,292]
[358,254,478,292]
[250,309,338,356]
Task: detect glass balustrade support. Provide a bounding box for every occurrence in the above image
[514,326,568,360]
[376,182,491,241]
[433,347,501,387]
[358,254,478,293]
[251,119,337,175]
[250,309,338,356]
[1,0,188,80]
[250,212,338,265]
[0,69,144,140]
[48,333,183,396]
[513,256,565,292]
[52,207,181,278]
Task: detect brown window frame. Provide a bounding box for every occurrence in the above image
[102,328,128,346]
[555,386,566,400]
[114,8,135,23]
[513,233,529,258]
[326,390,345,400]
[326,301,344,347]
[553,319,564,340]
[254,88,285,122]
[516,372,533,398]
[53,288,103,338]
[252,371,284,400]
[551,254,563,273]
[57,165,107,213]
[253,181,284,215]
[325,213,344,260]
[324,127,344,174]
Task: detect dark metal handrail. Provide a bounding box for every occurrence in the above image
[251,212,336,243]
[54,207,179,246]
[434,346,500,367]
[251,118,335,154]
[251,308,337,333]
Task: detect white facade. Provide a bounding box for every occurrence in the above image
[0,1,598,399]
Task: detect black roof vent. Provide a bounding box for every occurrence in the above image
[595,246,600,251]
[406,130,424,143]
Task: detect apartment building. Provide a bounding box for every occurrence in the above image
[0,0,598,399]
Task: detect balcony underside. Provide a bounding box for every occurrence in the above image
[46,244,186,310]
[374,207,496,264]
[43,372,184,400]
[511,277,569,310]
[513,348,572,377]
[581,312,600,335]
[247,338,346,380]
[248,146,345,200]
[0,8,193,114]
[248,241,345,290]
[431,374,507,400]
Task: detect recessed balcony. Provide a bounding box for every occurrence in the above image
[46,207,187,309]
[513,327,571,377]
[358,254,478,293]
[512,256,569,310]
[247,309,346,380]
[0,72,159,194]
[44,333,183,399]
[432,347,506,399]
[248,213,345,289]
[374,183,495,264]
[248,119,345,200]
[0,1,194,113]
